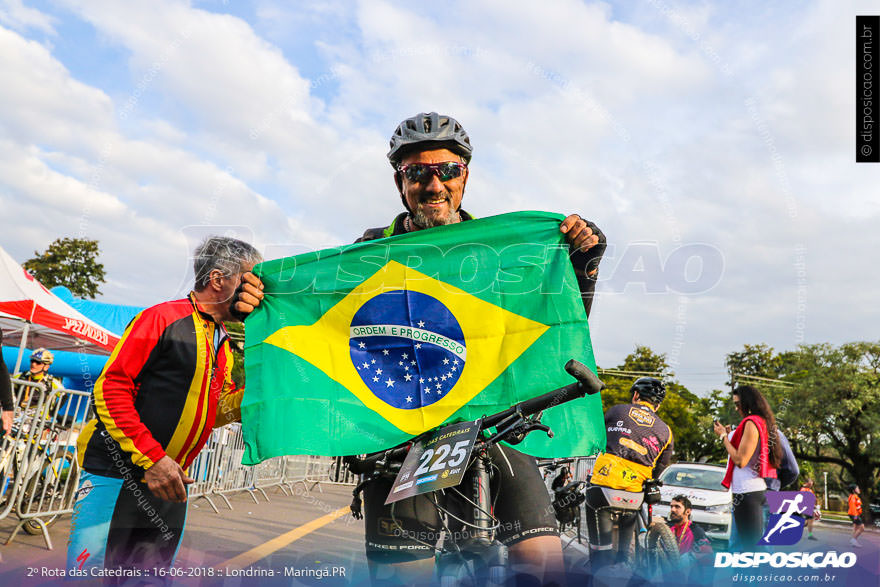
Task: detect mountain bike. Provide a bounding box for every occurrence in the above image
[583,476,680,580]
[345,359,604,587]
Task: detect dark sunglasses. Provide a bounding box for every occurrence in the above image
[398,162,466,183]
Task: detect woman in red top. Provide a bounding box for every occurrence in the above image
[713,385,782,550]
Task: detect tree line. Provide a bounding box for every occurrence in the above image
[602,343,879,518]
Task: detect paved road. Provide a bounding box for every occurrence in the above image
[0,482,370,585]
[0,483,877,586]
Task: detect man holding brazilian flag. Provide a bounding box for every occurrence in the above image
[232,112,608,582]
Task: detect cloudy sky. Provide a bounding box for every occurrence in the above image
[1,0,876,394]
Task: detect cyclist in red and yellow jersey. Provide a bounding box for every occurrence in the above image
[67,236,261,576]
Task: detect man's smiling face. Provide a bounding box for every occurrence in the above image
[398,148,468,228]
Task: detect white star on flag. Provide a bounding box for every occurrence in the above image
[385,378,395,387]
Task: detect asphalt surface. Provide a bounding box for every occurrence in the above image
[0,482,877,586]
[0,482,369,585]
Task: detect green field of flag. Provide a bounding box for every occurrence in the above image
[241,211,606,462]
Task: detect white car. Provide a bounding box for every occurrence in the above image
[652,463,732,545]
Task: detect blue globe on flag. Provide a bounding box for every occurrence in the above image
[349,290,466,409]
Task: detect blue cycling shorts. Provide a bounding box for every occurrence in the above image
[67,471,188,576]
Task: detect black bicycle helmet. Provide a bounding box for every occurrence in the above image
[630,377,666,404]
[387,112,473,167]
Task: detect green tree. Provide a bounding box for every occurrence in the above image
[22,237,107,299]
[725,343,783,386]
[782,342,880,519]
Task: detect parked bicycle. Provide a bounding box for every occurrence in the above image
[345,359,604,586]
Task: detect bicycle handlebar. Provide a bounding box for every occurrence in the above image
[483,359,604,428]
[345,360,604,475]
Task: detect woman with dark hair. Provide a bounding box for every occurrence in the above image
[712,385,781,549]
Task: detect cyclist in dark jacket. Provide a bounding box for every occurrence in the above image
[586,377,673,570]
[233,112,608,586]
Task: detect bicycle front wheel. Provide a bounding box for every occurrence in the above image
[643,520,680,576]
[20,451,79,535]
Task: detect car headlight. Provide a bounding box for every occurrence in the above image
[705,503,731,513]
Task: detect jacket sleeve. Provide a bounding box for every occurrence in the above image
[92,309,168,471]
[653,428,674,478]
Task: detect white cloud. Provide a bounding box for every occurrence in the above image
[0,0,56,35]
[0,0,876,394]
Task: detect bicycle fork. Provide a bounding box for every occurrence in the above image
[438,448,507,587]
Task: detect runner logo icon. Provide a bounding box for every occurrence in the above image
[761,491,816,546]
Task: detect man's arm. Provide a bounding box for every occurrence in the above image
[559,215,606,318]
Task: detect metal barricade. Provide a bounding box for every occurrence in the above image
[281,455,311,493]
[187,428,224,513]
[572,456,596,482]
[2,382,91,550]
[0,381,48,522]
[327,456,358,485]
[209,424,260,508]
[254,456,289,499]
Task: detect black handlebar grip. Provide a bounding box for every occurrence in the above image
[564,359,605,395]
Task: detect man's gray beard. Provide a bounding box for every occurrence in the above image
[411,203,458,228]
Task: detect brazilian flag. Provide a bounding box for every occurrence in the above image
[241,211,605,463]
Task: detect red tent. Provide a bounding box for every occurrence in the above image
[0,245,119,374]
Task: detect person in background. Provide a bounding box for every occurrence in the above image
[848,484,865,547]
[551,466,572,492]
[799,479,820,540]
[586,377,673,570]
[0,327,13,436]
[14,348,61,408]
[713,385,781,550]
[667,495,713,557]
[667,495,713,584]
